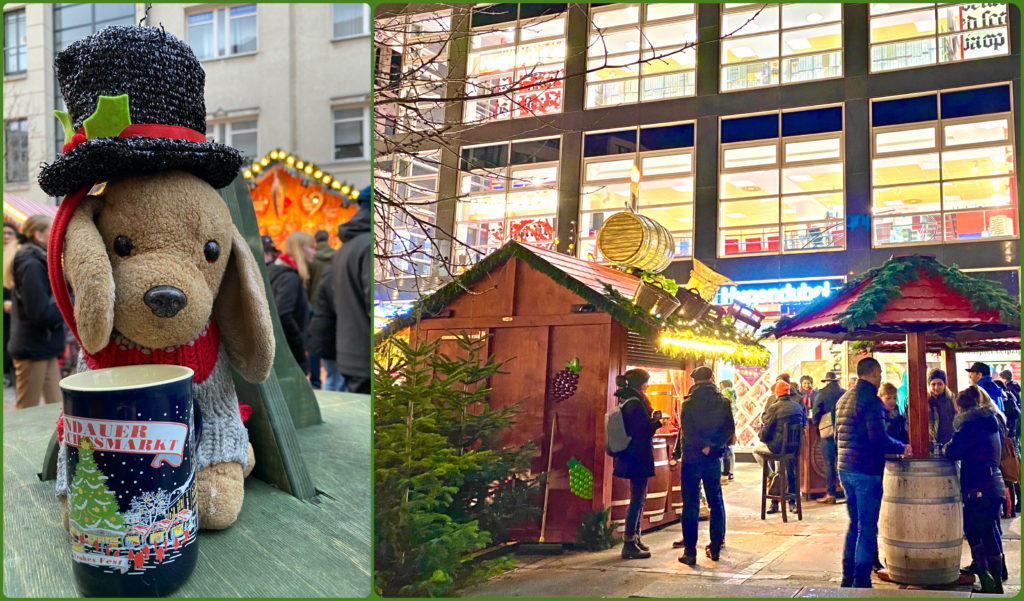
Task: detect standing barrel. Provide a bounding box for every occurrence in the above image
[644,439,670,525]
[878,458,963,585]
[610,476,630,535]
[596,212,675,273]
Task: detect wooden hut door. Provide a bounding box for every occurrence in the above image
[488,326,550,473]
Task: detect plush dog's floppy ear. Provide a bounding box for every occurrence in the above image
[213,225,275,383]
[64,195,115,353]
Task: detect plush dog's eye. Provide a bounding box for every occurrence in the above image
[113,236,134,257]
[204,240,221,263]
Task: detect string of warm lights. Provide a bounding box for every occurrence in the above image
[657,327,771,367]
[243,149,360,200]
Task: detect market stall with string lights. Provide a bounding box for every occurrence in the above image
[242,149,360,250]
[377,240,768,543]
[3,193,58,226]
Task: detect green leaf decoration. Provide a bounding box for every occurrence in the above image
[566,358,581,374]
[54,110,74,144]
[83,94,131,140]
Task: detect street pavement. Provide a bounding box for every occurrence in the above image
[461,462,1022,598]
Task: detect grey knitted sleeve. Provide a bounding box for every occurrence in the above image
[194,345,249,469]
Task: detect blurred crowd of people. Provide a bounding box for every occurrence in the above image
[3,185,372,407]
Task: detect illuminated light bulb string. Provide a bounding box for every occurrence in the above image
[242,149,360,201]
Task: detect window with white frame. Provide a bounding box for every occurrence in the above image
[4,118,28,182]
[465,4,567,123]
[871,84,1017,246]
[579,123,695,261]
[455,137,561,265]
[334,107,368,160]
[375,10,451,133]
[870,3,1009,73]
[720,3,843,92]
[187,4,257,60]
[207,118,258,161]
[4,9,26,75]
[719,106,846,257]
[376,151,441,280]
[333,4,369,39]
[586,4,697,108]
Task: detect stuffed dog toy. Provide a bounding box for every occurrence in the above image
[38,26,274,530]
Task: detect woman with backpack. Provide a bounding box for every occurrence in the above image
[943,385,1007,594]
[612,369,670,559]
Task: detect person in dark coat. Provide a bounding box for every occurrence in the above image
[835,357,911,588]
[266,232,313,374]
[755,380,805,514]
[308,266,346,392]
[968,362,1005,412]
[3,220,18,389]
[613,368,668,559]
[943,385,1007,594]
[998,369,1021,514]
[674,366,734,565]
[812,371,845,503]
[332,186,372,394]
[879,382,909,444]
[7,216,64,408]
[928,370,956,446]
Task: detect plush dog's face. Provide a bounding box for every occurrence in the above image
[97,171,235,349]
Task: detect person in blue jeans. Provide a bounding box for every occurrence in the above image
[673,366,735,565]
[612,369,670,559]
[812,371,845,503]
[834,357,911,588]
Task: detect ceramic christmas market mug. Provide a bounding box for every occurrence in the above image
[61,364,199,597]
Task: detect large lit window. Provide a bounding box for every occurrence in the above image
[377,151,441,281]
[871,84,1016,245]
[375,10,451,134]
[4,9,26,75]
[719,106,845,256]
[465,4,567,123]
[187,4,258,60]
[333,107,369,160]
[206,118,258,161]
[579,123,695,261]
[455,137,561,265]
[721,3,843,92]
[332,4,369,40]
[870,4,1009,72]
[4,118,28,183]
[586,4,696,108]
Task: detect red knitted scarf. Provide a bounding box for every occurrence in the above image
[83,321,221,383]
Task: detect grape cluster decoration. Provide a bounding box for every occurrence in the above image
[568,457,593,499]
[549,358,581,403]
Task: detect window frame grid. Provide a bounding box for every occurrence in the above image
[332,3,370,41]
[385,10,452,133]
[869,86,1017,248]
[186,4,259,62]
[868,3,1010,74]
[333,106,370,161]
[719,3,844,93]
[4,9,27,75]
[585,4,699,108]
[578,125,697,261]
[455,137,562,265]
[717,106,847,257]
[4,118,29,183]
[465,9,568,123]
[379,150,442,280]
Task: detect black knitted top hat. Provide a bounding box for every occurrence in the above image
[37,26,243,197]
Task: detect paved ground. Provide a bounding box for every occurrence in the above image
[461,463,1021,598]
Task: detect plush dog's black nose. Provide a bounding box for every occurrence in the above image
[143,286,187,318]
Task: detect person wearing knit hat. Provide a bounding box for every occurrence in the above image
[754,380,806,515]
[927,369,956,446]
[812,371,846,504]
[329,185,372,394]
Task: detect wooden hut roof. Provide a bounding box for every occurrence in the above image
[770,255,1021,342]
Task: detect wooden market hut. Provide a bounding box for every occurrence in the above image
[242,149,360,250]
[380,240,768,543]
[770,253,1021,585]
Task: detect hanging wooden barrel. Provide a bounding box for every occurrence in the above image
[596,212,675,273]
[644,439,671,524]
[878,458,963,585]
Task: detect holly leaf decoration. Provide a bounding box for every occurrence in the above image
[83,94,131,140]
[565,357,581,374]
[54,110,74,144]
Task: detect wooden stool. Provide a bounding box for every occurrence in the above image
[759,421,804,523]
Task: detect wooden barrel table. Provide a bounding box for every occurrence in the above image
[878,458,963,585]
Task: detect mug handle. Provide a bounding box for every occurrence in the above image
[193,401,203,445]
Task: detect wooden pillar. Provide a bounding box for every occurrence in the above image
[942,348,958,393]
[907,332,929,458]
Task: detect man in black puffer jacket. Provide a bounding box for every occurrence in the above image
[755,380,805,514]
[674,366,734,565]
[332,186,371,394]
[835,357,911,589]
[812,372,845,503]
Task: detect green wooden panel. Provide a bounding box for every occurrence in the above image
[9,392,370,598]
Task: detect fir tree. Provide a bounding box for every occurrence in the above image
[70,438,125,533]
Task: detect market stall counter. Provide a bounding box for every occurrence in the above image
[3,390,370,598]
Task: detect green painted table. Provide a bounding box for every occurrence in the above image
[3,391,370,597]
